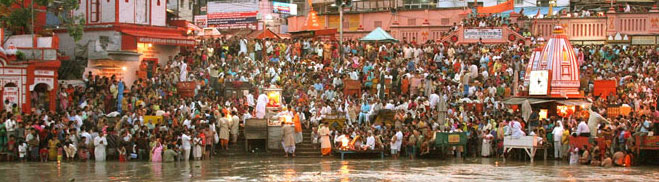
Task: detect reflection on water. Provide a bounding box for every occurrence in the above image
[0,157,657,182]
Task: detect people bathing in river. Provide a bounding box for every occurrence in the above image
[1,24,659,164]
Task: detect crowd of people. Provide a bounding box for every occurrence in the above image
[0,23,657,166]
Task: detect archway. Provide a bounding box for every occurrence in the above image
[3,82,18,112]
[31,83,50,112]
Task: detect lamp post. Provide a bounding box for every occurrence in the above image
[339,4,343,62]
[334,0,352,63]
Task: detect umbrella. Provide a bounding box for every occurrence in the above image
[522,99,532,122]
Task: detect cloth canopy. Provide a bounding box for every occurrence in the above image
[256,29,281,40]
[360,27,398,42]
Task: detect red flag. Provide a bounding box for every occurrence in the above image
[477,0,514,14]
[535,9,541,18]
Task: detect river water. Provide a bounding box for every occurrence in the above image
[1,157,657,181]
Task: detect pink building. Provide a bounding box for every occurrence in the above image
[288,8,470,42]
[289,7,659,45]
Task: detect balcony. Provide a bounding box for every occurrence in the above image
[17,48,58,61]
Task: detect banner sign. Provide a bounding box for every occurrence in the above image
[463,28,503,40]
[476,0,514,14]
[207,0,258,14]
[195,15,208,28]
[207,12,258,29]
[273,2,298,15]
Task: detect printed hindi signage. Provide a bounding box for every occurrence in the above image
[206,0,258,29]
[273,2,298,15]
[463,28,503,40]
[137,37,196,46]
[3,87,19,105]
[448,134,460,143]
[631,36,656,45]
[207,12,258,29]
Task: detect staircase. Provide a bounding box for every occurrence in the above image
[269,127,320,158]
[216,127,320,157]
[216,129,248,157]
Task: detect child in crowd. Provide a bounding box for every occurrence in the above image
[118,145,127,162]
[39,147,49,162]
[7,135,16,161]
[18,141,27,162]
[569,147,579,165]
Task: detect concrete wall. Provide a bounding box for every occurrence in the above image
[151,0,166,26]
[120,0,136,24]
[101,0,116,23]
[56,31,123,60]
[168,0,194,22]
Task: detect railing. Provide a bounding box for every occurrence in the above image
[17,48,57,61]
[527,12,659,40]
[530,17,608,40]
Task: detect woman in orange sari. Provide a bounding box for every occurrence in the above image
[401,75,410,96]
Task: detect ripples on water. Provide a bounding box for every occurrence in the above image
[0,157,657,182]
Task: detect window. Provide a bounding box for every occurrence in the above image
[515,0,523,5]
[441,18,449,25]
[99,36,110,49]
[408,18,416,26]
[374,21,382,28]
[90,0,99,22]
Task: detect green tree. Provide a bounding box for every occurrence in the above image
[55,0,85,41]
[0,0,84,41]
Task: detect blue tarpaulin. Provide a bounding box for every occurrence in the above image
[502,6,568,17]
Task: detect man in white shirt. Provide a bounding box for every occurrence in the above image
[182,119,192,129]
[5,116,16,139]
[80,129,92,145]
[576,119,590,137]
[384,100,395,110]
[181,131,192,161]
[246,92,255,109]
[391,129,404,159]
[511,118,525,138]
[364,132,376,150]
[429,93,440,110]
[551,121,564,159]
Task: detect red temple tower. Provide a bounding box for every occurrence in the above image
[525,26,581,98]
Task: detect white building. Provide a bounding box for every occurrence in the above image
[56,0,195,86]
[168,0,195,22]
